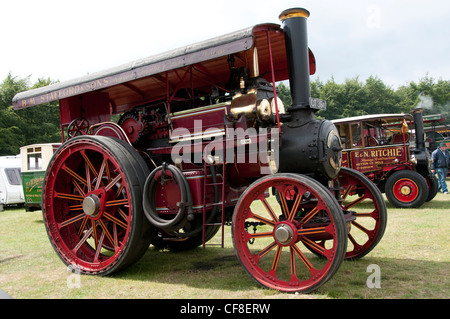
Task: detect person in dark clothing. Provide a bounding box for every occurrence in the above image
[431,142,450,194]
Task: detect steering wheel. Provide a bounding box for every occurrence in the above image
[67,117,90,138]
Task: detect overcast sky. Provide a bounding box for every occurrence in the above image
[1,0,449,90]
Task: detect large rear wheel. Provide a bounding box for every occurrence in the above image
[232,173,347,293]
[42,136,154,275]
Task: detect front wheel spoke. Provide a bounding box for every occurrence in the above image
[301,236,325,255]
[292,244,314,271]
[270,245,283,274]
[351,220,370,234]
[257,241,277,259]
[289,247,298,280]
[250,231,273,239]
[354,211,374,218]
[345,195,366,209]
[301,206,319,224]
[341,184,353,200]
[298,226,327,236]
[276,187,289,219]
[288,193,303,222]
[250,212,276,227]
[261,198,279,223]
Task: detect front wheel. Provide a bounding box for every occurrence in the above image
[385,170,428,208]
[232,173,347,293]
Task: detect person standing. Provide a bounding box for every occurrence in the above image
[431,142,450,194]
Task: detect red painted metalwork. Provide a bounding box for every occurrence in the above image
[12,7,385,294]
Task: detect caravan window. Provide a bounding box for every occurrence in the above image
[28,153,42,170]
[5,168,21,185]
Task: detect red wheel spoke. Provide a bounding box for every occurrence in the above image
[250,231,273,239]
[82,152,99,178]
[351,220,370,234]
[298,226,326,236]
[257,241,277,258]
[95,159,107,190]
[103,212,128,229]
[113,224,119,249]
[74,227,93,252]
[98,219,115,247]
[115,184,124,197]
[59,213,85,228]
[94,231,106,261]
[105,175,122,192]
[63,166,87,186]
[78,216,89,237]
[69,204,83,212]
[301,206,319,224]
[72,180,86,197]
[301,236,325,255]
[55,192,84,201]
[261,198,279,223]
[288,192,303,222]
[92,220,98,250]
[289,247,298,281]
[292,244,314,271]
[345,195,366,209]
[250,211,276,226]
[270,245,283,274]
[277,187,289,219]
[106,199,129,207]
[341,184,352,200]
[117,207,128,220]
[354,212,373,218]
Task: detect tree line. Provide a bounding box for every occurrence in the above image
[1,73,449,156]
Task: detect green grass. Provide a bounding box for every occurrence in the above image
[0,187,449,299]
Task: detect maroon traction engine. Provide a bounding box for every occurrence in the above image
[13,8,386,293]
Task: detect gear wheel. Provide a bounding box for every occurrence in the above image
[118,111,149,145]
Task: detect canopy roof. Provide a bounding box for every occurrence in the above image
[13,22,315,114]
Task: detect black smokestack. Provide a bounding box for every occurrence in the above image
[279,8,312,118]
[412,108,426,151]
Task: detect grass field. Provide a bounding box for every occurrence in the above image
[0,186,449,300]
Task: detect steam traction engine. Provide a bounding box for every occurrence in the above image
[13,8,386,293]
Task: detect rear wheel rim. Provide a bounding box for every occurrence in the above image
[232,174,346,293]
[43,138,139,274]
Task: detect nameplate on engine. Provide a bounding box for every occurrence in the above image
[310,97,326,110]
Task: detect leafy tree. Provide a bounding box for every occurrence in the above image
[0,74,60,155]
